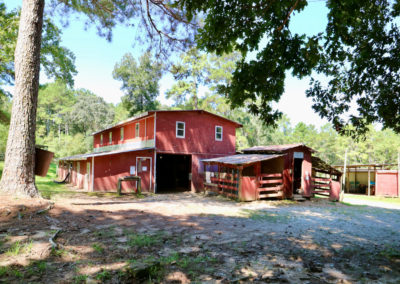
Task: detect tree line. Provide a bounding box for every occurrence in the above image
[2,0,400,197]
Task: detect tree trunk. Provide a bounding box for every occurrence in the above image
[0,0,44,198]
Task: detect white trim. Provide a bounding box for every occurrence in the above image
[176,121,185,138]
[215,125,223,141]
[135,123,140,138]
[91,156,94,192]
[93,139,155,153]
[136,157,152,191]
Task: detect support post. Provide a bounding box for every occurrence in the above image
[340,149,347,202]
[398,152,400,197]
[368,166,371,196]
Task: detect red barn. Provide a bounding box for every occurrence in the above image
[58,110,242,193]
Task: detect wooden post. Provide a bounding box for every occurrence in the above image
[368,166,371,196]
[398,152,400,197]
[340,149,347,201]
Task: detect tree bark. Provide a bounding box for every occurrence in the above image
[0,0,44,197]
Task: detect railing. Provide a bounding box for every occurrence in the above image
[204,170,240,198]
[257,173,284,199]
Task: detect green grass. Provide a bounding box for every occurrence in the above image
[127,232,164,248]
[344,194,400,205]
[6,240,32,256]
[36,163,77,199]
[240,209,291,223]
[91,243,104,254]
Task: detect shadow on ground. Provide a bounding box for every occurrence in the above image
[0,193,399,283]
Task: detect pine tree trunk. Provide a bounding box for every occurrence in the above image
[0,0,44,197]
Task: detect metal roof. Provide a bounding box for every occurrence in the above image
[242,143,316,153]
[59,147,155,161]
[202,154,284,166]
[91,109,242,135]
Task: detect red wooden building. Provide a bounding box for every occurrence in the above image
[203,144,341,201]
[58,110,242,193]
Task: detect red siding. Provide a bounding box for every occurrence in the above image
[282,146,313,198]
[241,176,258,201]
[155,112,239,191]
[93,116,155,148]
[376,171,398,197]
[155,111,237,155]
[93,150,154,192]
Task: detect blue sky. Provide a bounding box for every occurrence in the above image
[5,0,330,127]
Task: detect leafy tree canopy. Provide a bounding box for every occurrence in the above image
[113,52,162,115]
[0,3,77,97]
[179,0,400,136]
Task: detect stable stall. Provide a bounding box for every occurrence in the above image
[202,154,285,201]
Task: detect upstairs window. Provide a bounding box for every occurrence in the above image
[215,126,223,141]
[135,123,140,138]
[120,127,124,141]
[100,134,103,145]
[109,132,112,144]
[176,121,185,138]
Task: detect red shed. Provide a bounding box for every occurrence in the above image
[58,110,242,193]
[202,154,285,201]
[242,144,315,198]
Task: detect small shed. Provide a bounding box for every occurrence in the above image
[242,144,314,198]
[202,154,285,201]
[334,163,399,197]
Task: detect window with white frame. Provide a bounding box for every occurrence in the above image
[120,127,124,141]
[109,132,112,144]
[215,126,223,141]
[176,121,185,138]
[135,123,140,138]
[100,134,103,145]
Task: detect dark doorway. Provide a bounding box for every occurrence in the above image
[293,158,303,194]
[156,154,191,193]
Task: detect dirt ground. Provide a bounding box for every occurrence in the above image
[0,192,399,283]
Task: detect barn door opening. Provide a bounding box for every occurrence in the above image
[293,152,304,195]
[156,154,191,193]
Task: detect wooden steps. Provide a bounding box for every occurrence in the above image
[293,194,306,201]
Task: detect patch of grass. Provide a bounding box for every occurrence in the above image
[73,274,88,284]
[240,209,291,223]
[6,240,32,256]
[92,243,104,253]
[0,266,8,277]
[94,228,115,238]
[380,245,400,259]
[26,260,47,277]
[344,194,400,205]
[96,270,111,281]
[51,247,69,257]
[127,232,163,248]
[36,163,78,199]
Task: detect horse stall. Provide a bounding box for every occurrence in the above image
[202,154,285,201]
[311,156,342,201]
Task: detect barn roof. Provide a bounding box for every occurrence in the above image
[312,156,342,175]
[242,143,315,153]
[92,109,242,135]
[59,147,154,161]
[202,154,284,166]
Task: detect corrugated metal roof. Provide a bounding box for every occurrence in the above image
[242,143,315,153]
[202,154,283,166]
[59,147,154,161]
